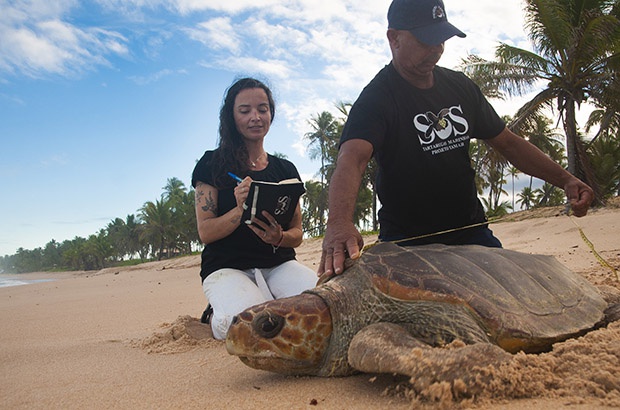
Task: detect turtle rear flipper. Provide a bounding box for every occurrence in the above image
[596,285,620,323]
[348,323,511,396]
[604,303,620,323]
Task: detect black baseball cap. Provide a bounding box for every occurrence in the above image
[388,0,466,46]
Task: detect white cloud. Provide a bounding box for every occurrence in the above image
[185,17,241,53]
[244,18,314,59]
[172,0,279,15]
[0,0,129,78]
[0,92,25,105]
[199,55,293,80]
[3,27,66,74]
[129,68,188,85]
[40,153,68,168]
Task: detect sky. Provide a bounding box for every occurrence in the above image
[0,0,591,257]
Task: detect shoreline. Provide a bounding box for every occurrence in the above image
[0,276,57,288]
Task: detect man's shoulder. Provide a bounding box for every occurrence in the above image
[353,64,396,106]
[434,66,469,81]
[360,64,393,90]
[433,66,481,95]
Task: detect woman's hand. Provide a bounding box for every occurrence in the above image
[247,211,284,246]
[233,177,253,210]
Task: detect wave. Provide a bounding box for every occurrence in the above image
[0,276,55,288]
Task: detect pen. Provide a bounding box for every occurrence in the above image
[227,172,243,183]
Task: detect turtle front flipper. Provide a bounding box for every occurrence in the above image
[348,323,512,397]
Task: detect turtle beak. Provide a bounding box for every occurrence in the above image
[252,311,285,338]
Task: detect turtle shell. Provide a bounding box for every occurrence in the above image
[343,242,606,353]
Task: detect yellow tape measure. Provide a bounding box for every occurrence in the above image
[569,215,618,281]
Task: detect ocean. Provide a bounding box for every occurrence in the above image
[0,276,55,288]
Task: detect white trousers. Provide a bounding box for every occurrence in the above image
[202,260,317,340]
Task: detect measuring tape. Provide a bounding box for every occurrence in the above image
[367,213,618,281]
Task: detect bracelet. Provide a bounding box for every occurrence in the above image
[272,231,284,253]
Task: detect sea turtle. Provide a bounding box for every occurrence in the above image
[225,243,620,382]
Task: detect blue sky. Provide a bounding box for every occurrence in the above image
[0,0,583,256]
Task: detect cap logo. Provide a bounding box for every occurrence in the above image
[432,5,445,20]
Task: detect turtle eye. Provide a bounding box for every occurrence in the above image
[252,312,285,338]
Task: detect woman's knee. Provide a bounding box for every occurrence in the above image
[203,268,266,339]
[266,261,317,298]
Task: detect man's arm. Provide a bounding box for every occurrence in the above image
[318,139,373,278]
[486,127,593,216]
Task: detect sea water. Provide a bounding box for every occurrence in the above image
[0,276,55,288]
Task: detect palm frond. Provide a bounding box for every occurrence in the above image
[507,88,557,133]
[526,0,574,55]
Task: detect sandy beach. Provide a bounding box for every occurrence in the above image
[1,201,619,410]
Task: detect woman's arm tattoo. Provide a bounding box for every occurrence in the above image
[195,183,217,214]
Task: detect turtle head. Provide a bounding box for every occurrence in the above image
[226,293,333,376]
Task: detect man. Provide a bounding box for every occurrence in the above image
[318,0,593,278]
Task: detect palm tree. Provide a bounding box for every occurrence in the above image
[486,158,509,212]
[507,166,520,211]
[60,237,89,270]
[363,158,379,231]
[305,111,339,235]
[42,239,63,270]
[162,177,186,204]
[461,0,620,204]
[302,180,325,236]
[517,186,537,211]
[161,177,198,255]
[306,111,339,181]
[353,183,374,231]
[585,65,620,145]
[139,199,174,260]
[469,129,509,212]
[481,198,513,218]
[521,114,567,192]
[175,190,198,254]
[124,214,148,261]
[587,134,620,199]
[535,182,565,207]
[85,230,112,270]
[522,115,565,164]
[585,95,620,199]
[106,217,129,261]
[469,140,491,196]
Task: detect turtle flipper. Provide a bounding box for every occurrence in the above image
[604,303,620,323]
[348,323,511,395]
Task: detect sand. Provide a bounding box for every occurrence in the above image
[1,202,619,410]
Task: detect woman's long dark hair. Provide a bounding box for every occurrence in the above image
[211,77,275,188]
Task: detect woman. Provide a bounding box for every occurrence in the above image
[191,77,316,340]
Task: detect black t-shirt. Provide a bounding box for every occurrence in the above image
[340,63,506,241]
[191,151,301,281]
